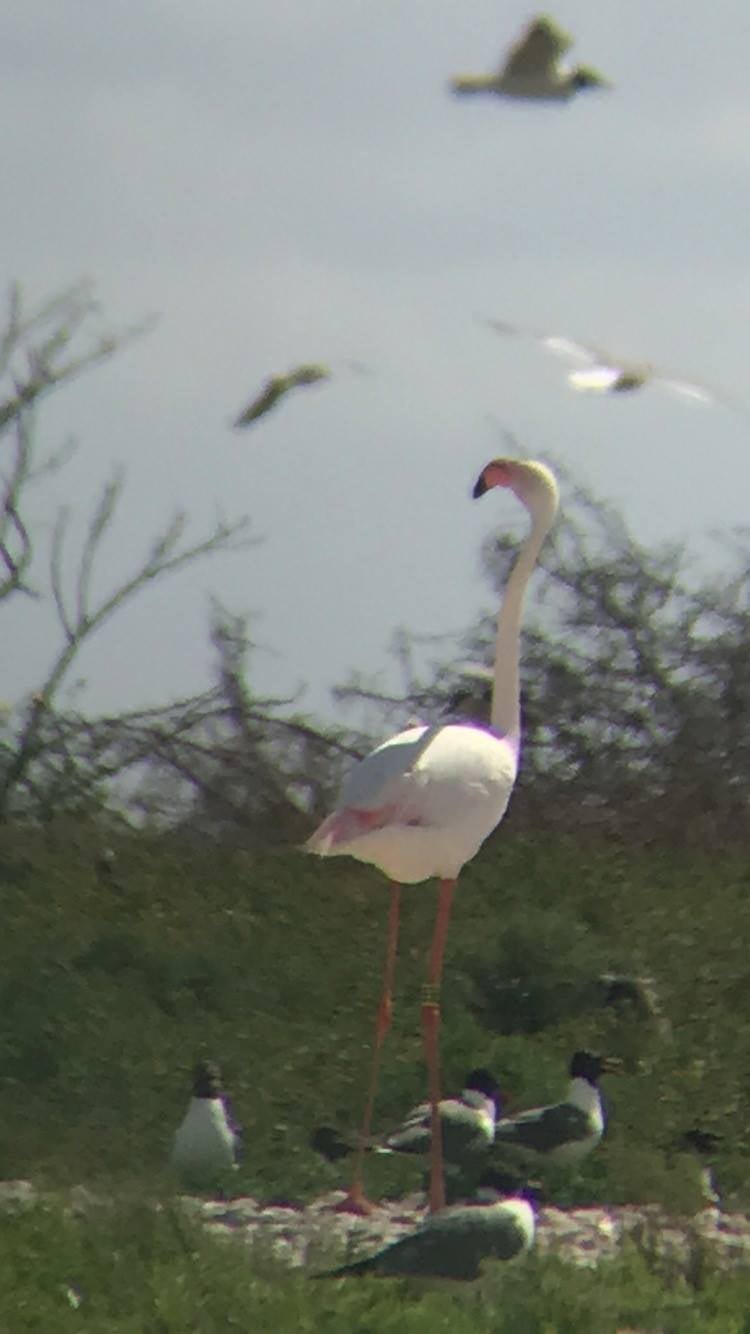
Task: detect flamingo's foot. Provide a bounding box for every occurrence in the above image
[334,1185,378,1216]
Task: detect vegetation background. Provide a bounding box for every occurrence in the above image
[3,291,750,1329]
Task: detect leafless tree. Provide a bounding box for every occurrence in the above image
[0,282,361,833]
[0,282,255,822]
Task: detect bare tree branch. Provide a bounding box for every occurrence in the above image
[49,507,75,640]
[0,280,154,440]
[0,483,254,820]
[75,472,122,627]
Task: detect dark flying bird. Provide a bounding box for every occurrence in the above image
[451,16,610,102]
[491,1050,621,1168]
[233,363,330,429]
[485,317,742,409]
[315,1171,535,1280]
[170,1060,241,1192]
[311,1068,502,1168]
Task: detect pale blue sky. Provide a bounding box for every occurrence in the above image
[2,2,749,722]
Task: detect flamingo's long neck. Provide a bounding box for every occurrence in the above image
[490,501,555,742]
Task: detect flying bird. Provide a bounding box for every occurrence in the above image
[485,317,741,408]
[450,16,610,102]
[306,458,559,1214]
[311,1067,502,1167]
[170,1060,241,1192]
[491,1049,621,1169]
[315,1171,536,1280]
[233,363,330,429]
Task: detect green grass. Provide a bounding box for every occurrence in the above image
[5,821,750,1324]
[3,1196,750,1334]
[2,823,750,1211]
[2,825,750,1193]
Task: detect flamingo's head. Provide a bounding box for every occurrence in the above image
[472,458,559,521]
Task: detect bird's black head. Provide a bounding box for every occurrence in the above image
[309,1125,352,1163]
[572,66,610,91]
[192,1060,223,1099]
[464,1068,503,1111]
[476,1169,540,1206]
[570,1050,621,1084]
[679,1128,724,1157]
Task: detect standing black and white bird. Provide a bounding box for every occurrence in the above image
[450,16,610,102]
[491,1050,621,1169]
[312,1068,502,1168]
[170,1060,241,1192]
[376,1068,502,1164]
[316,1170,535,1280]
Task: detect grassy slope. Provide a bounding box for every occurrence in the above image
[2,822,750,1213]
[5,821,750,1328]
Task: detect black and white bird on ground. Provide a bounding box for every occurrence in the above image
[170,1060,241,1193]
[491,1050,621,1169]
[316,1170,535,1280]
[311,1068,502,1169]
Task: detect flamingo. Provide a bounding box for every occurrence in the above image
[306,457,559,1213]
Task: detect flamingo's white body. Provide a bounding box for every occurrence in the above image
[308,722,517,884]
[306,458,559,1214]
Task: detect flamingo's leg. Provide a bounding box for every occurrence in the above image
[335,881,402,1215]
[421,877,457,1215]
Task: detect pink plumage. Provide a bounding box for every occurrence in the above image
[307,722,518,883]
[306,457,559,1216]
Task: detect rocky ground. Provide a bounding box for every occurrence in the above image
[4,1179,749,1279]
[190,1190,750,1277]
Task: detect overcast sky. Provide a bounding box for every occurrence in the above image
[2,2,750,725]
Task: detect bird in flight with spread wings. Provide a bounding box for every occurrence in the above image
[484,317,744,411]
[450,15,610,102]
[232,363,331,430]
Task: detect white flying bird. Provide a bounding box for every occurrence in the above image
[451,15,610,102]
[485,317,742,409]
